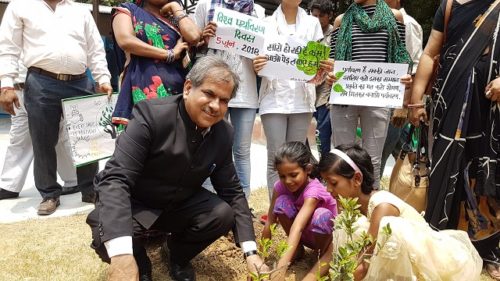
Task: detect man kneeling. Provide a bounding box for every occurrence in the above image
[87,56,266,281]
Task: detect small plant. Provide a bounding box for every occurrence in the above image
[328,196,392,281]
[249,223,289,281]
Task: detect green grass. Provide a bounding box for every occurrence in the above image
[0,187,495,281]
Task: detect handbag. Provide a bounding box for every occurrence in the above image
[425,0,453,95]
[389,124,430,213]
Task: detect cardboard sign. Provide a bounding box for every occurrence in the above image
[329,61,409,108]
[259,36,329,82]
[62,94,118,167]
[208,7,267,59]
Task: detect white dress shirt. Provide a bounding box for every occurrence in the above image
[401,8,423,75]
[0,0,111,87]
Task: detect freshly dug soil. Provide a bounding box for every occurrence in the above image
[147,217,316,281]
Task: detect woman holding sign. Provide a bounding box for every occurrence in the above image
[252,0,324,204]
[194,0,260,200]
[410,0,500,278]
[325,0,412,190]
[111,0,201,125]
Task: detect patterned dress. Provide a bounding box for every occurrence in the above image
[112,3,187,125]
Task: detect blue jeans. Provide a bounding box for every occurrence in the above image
[227,108,256,199]
[24,71,98,199]
[313,104,332,157]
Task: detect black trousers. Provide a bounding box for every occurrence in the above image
[88,188,235,266]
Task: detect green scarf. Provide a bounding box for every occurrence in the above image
[335,0,411,65]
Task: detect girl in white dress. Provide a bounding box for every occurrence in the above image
[318,143,483,281]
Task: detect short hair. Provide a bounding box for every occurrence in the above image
[308,0,334,16]
[400,0,406,8]
[186,56,240,98]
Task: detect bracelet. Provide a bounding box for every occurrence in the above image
[165,49,175,63]
[170,12,188,28]
[243,250,258,259]
[407,103,425,108]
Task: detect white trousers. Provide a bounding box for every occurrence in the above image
[330,105,390,189]
[261,113,313,199]
[0,90,77,193]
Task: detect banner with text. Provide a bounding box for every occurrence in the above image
[259,37,330,82]
[329,61,409,108]
[62,94,118,167]
[208,7,266,59]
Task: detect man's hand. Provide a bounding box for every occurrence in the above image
[98,83,113,100]
[0,88,20,115]
[246,254,269,279]
[108,254,139,281]
[391,108,408,128]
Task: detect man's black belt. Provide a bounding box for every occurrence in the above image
[14,83,24,90]
[28,66,87,82]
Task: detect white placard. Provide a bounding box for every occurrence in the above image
[258,35,315,82]
[208,7,267,59]
[62,94,118,167]
[329,61,409,108]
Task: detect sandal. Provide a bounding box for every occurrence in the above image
[486,263,500,280]
[259,214,268,224]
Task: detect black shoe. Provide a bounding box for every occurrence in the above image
[61,185,80,195]
[135,245,153,281]
[163,240,196,281]
[169,260,196,281]
[0,188,19,200]
[81,192,96,203]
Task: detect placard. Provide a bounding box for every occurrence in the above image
[259,36,329,82]
[62,94,118,167]
[329,61,409,108]
[208,7,267,59]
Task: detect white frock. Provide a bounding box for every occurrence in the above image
[339,191,483,281]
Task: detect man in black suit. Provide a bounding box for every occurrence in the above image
[87,56,267,281]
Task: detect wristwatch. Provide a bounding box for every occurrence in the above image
[243,250,258,259]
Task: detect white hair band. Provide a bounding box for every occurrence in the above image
[330,149,362,174]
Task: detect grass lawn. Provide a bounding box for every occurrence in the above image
[0,187,495,281]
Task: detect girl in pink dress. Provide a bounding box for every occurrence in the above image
[262,141,337,280]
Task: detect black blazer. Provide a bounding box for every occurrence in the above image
[94,95,255,244]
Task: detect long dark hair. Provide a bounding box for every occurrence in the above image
[274,141,320,179]
[318,143,375,194]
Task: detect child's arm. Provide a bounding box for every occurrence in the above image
[367,203,400,241]
[276,198,319,270]
[261,190,279,241]
[354,203,400,281]
[301,242,333,281]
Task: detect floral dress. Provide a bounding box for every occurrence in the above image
[112,2,187,125]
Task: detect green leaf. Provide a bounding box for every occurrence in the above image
[335,71,345,80]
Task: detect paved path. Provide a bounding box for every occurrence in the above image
[0,117,394,223]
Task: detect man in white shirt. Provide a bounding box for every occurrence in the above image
[0,0,112,215]
[0,62,78,200]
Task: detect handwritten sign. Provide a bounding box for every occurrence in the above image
[62,94,118,167]
[329,61,409,108]
[259,35,316,82]
[208,7,267,59]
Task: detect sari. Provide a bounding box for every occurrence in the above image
[111,2,187,125]
[425,0,500,266]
